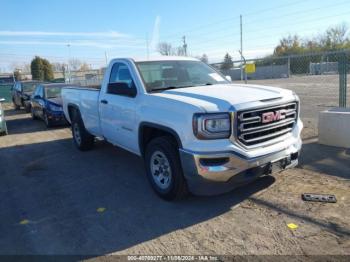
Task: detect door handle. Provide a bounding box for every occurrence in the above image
[100,99,108,104]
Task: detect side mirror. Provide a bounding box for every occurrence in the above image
[33,95,41,99]
[107,82,137,97]
[225,75,232,82]
[0,98,5,103]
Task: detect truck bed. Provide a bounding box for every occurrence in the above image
[62,85,102,136]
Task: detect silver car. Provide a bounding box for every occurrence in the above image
[0,98,8,135]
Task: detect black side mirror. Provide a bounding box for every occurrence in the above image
[33,95,41,99]
[107,82,137,97]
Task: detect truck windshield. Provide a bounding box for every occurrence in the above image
[136,60,229,92]
[45,87,62,98]
[22,83,37,93]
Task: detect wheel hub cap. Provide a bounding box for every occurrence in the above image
[150,151,172,189]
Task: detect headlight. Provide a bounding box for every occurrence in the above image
[193,113,231,139]
[49,104,62,111]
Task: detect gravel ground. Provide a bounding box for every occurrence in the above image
[0,76,349,257]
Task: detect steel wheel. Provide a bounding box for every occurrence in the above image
[150,150,172,190]
[73,122,82,146]
[44,113,52,127]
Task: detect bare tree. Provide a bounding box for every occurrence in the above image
[320,23,349,49]
[80,63,91,71]
[157,42,174,56]
[200,54,208,64]
[68,58,82,71]
[52,62,67,72]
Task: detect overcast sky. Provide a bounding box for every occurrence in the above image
[0,0,350,71]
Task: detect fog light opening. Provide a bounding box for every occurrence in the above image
[199,157,229,166]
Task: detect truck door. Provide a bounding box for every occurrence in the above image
[99,62,138,153]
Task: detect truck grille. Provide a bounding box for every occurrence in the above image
[236,102,298,146]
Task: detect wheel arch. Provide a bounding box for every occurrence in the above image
[138,122,183,157]
[67,103,80,123]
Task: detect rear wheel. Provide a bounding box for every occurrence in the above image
[71,110,94,151]
[145,136,188,200]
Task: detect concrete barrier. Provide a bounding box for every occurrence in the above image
[318,108,350,148]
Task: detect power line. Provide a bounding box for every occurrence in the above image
[161,0,310,39]
[163,0,350,43]
[179,10,350,50]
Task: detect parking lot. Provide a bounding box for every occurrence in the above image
[0,75,349,256]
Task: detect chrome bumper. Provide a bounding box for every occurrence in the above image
[179,142,301,195]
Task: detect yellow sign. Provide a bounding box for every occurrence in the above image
[245,63,256,74]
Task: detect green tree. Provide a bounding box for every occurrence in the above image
[30,56,54,81]
[31,56,44,80]
[221,53,233,70]
[42,58,54,81]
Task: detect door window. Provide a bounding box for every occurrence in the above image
[108,63,137,96]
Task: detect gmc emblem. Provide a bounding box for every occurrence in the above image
[262,110,286,123]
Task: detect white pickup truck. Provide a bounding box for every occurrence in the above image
[62,57,303,200]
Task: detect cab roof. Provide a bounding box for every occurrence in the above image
[117,56,200,63]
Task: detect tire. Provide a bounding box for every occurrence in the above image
[25,104,31,113]
[71,110,94,151]
[31,107,38,120]
[43,112,53,128]
[145,136,188,200]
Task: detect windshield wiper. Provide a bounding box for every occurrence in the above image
[151,85,194,92]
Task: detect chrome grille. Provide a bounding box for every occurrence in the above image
[236,102,297,146]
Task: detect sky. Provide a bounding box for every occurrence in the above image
[0,0,350,72]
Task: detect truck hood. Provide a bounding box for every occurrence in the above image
[153,84,294,112]
[47,97,63,106]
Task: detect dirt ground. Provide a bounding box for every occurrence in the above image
[0,76,349,257]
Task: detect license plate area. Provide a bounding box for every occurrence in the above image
[269,156,291,174]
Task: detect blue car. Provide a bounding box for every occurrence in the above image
[30,83,69,127]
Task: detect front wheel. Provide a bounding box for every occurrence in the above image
[145,136,188,200]
[25,104,31,113]
[31,107,37,120]
[71,111,94,151]
[43,112,52,128]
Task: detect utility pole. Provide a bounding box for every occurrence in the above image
[104,51,108,66]
[240,14,243,81]
[66,44,71,83]
[182,36,188,56]
[146,34,150,60]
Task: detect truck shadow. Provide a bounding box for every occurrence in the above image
[0,138,275,255]
[299,141,350,179]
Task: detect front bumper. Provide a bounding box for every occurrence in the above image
[0,116,8,135]
[179,138,301,195]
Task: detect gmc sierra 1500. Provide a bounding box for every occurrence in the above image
[62,57,303,200]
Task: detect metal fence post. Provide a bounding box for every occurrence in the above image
[338,53,348,107]
[287,56,291,78]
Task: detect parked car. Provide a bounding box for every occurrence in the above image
[0,98,8,135]
[62,57,303,200]
[12,81,43,112]
[31,83,69,127]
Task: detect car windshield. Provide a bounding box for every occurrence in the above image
[136,60,229,92]
[22,83,38,93]
[45,87,62,98]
